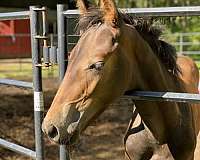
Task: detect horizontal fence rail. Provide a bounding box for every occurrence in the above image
[182,51,200,55]
[173,42,200,46]
[0,78,33,89]
[125,91,200,103]
[63,6,200,18]
[0,138,36,159]
[166,32,200,55]
[0,11,30,20]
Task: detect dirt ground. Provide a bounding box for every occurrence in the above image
[0,78,133,160]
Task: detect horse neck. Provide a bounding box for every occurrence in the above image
[126,30,182,143]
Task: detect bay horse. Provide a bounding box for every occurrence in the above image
[42,0,200,159]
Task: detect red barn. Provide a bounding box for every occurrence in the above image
[0,19,31,58]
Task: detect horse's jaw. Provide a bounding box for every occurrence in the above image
[63,99,107,145]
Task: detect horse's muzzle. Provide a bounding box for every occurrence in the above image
[42,110,84,145]
[42,121,61,143]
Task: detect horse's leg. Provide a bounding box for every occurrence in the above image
[125,133,175,160]
[125,130,154,160]
[169,141,195,160]
[167,135,196,160]
[151,144,174,160]
[124,109,174,160]
[124,112,154,160]
[167,143,195,160]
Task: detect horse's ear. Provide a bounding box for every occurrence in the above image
[99,0,119,27]
[76,0,90,15]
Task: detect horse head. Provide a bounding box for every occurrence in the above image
[42,0,134,144]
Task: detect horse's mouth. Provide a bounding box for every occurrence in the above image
[59,130,80,146]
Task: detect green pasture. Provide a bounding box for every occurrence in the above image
[196,61,200,69]
[0,59,58,79]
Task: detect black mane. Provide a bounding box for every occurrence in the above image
[77,8,180,76]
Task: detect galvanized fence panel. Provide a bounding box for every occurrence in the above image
[0,6,45,160]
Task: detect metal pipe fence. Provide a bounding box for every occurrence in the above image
[0,5,69,160]
[160,32,200,55]
[0,11,30,20]
[57,5,70,160]
[63,6,200,18]
[0,6,45,160]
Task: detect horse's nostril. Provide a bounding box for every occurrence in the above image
[47,125,58,139]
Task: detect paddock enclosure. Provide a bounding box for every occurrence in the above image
[1,4,200,160]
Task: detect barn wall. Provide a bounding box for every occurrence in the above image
[0,19,31,59]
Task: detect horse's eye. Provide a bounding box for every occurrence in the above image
[89,61,104,71]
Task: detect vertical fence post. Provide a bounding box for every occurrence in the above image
[30,6,45,160]
[57,4,70,160]
[179,33,183,54]
[57,4,68,81]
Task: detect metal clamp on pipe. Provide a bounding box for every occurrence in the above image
[34,35,48,39]
[49,46,58,64]
[42,7,48,38]
[49,34,58,64]
[33,7,46,12]
[41,6,51,67]
[43,46,50,65]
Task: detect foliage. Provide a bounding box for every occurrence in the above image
[115,0,200,8]
[90,0,200,33]
[90,0,200,57]
[115,0,200,56]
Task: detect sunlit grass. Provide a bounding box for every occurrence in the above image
[196,61,200,69]
[0,59,59,80]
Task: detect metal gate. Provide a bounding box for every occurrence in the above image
[0,5,70,160]
[0,6,45,160]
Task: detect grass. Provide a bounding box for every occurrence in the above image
[196,61,200,69]
[0,59,59,80]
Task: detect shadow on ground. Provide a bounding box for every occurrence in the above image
[0,78,133,160]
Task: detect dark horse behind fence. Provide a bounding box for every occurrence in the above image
[42,0,200,159]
